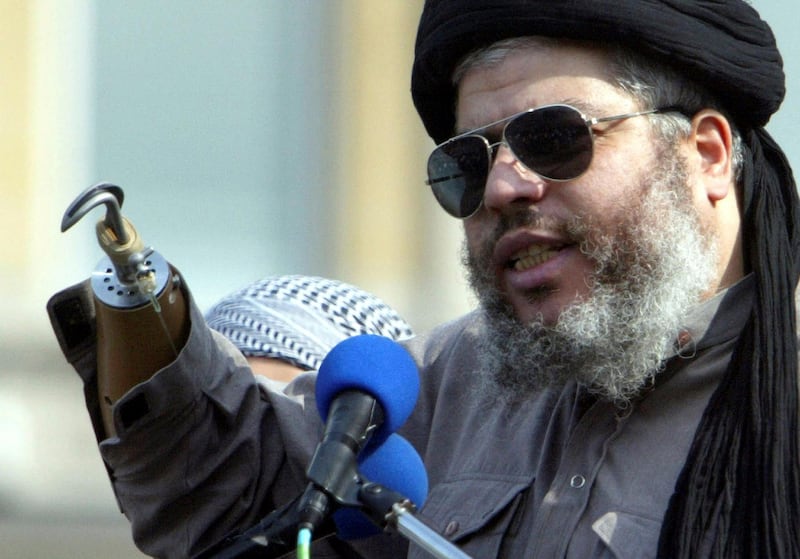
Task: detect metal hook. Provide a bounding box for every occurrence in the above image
[61,182,129,245]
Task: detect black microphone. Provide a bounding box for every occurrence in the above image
[296,334,420,533]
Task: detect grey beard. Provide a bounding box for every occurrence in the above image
[464,153,719,406]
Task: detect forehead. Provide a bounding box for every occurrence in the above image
[454,43,630,133]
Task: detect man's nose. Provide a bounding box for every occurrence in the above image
[481,144,549,212]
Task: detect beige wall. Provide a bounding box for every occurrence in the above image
[332,1,473,330]
[1,1,32,287]
[1,0,93,342]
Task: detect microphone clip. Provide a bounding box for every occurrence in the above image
[357,481,416,530]
[298,390,385,530]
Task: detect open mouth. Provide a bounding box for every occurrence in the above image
[509,244,567,271]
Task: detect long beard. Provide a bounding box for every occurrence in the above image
[463,150,719,406]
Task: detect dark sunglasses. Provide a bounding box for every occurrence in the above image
[425,103,661,218]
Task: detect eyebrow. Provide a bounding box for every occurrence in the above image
[454,115,494,137]
[561,98,596,114]
[455,99,587,132]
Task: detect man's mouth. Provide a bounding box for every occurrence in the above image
[509,244,566,271]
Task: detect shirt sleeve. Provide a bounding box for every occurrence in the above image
[48,280,325,558]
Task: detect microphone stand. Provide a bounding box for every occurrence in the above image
[393,505,472,559]
[359,482,472,559]
[199,481,473,559]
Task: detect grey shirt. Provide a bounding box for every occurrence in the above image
[47,276,754,558]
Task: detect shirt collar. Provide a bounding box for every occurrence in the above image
[672,274,755,358]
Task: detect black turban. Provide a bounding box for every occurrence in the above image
[412,0,785,144]
[411,2,800,558]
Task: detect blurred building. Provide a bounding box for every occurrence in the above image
[1,1,471,557]
[0,1,797,557]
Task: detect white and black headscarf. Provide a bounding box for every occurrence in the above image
[205,275,414,371]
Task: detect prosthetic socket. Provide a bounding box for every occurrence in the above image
[61,183,189,437]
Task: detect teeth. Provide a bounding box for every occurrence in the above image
[512,245,560,271]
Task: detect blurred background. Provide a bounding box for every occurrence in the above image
[1,1,797,557]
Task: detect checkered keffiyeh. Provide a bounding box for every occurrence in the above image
[204,275,414,371]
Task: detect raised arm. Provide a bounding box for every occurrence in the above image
[59,183,190,437]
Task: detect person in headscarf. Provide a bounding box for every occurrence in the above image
[204,275,414,385]
[46,1,798,558]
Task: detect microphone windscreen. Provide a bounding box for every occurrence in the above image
[333,433,429,540]
[316,334,420,443]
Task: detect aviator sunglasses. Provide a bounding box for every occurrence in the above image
[425,103,663,218]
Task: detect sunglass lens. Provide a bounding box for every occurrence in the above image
[505,106,593,181]
[427,135,488,218]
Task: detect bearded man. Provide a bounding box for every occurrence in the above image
[49,1,798,558]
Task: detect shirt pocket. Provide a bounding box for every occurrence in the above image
[408,473,533,559]
[590,511,662,559]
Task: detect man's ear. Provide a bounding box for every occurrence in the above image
[689,109,735,202]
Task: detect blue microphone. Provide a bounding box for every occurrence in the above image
[298,335,420,532]
[334,433,429,539]
[315,334,420,445]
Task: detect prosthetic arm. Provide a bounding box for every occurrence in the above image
[59,183,189,437]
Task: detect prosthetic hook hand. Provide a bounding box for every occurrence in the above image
[62,183,189,437]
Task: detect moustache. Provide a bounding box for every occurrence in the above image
[478,211,583,258]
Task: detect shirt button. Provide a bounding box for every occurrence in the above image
[570,474,586,488]
[444,520,460,537]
